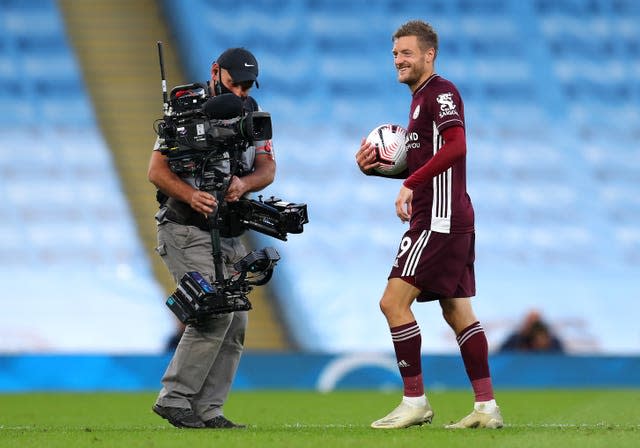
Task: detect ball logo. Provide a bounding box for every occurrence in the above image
[412,105,420,120]
[436,92,458,118]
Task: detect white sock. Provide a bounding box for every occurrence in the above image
[474,399,497,413]
[402,395,427,407]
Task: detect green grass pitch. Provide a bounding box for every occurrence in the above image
[0,389,638,447]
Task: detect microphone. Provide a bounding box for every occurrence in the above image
[203,93,244,119]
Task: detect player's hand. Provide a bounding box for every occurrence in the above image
[225,175,248,202]
[355,138,380,174]
[395,185,413,222]
[190,190,217,216]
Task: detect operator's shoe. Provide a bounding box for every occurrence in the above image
[371,399,434,429]
[203,415,247,429]
[152,404,205,428]
[445,402,503,429]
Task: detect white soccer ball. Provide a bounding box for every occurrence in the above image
[365,124,407,176]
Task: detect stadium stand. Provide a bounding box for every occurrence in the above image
[1,0,637,355]
[160,0,639,354]
[0,0,173,352]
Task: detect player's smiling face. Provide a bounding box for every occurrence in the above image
[392,36,434,92]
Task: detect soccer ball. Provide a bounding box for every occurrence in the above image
[365,124,407,176]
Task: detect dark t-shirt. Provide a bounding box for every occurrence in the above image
[406,74,474,234]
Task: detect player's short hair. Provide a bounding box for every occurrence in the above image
[393,20,439,59]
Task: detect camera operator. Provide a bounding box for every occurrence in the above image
[148,47,275,429]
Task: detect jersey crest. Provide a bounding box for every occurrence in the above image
[412,104,421,120]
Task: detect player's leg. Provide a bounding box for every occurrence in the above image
[379,278,424,398]
[371,278,434,429]
[440,297,503,429]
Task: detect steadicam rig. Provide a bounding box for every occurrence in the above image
[154,42,308,323]
[166,248,281,324]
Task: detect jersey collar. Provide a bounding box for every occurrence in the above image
[413,73,439,96]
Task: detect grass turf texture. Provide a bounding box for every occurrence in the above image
[0,390,638,447]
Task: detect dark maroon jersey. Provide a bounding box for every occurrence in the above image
[405,74,474,234]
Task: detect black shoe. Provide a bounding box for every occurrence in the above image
[152,404,205,428]
[203,415,246,429]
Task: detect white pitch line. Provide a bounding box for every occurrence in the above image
[282,423,640,430]
[2,423,638,431]
[0,425,175,431]
[284,423,360,429]
[505,423,640,429]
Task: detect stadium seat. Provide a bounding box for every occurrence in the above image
[0,97,35,125]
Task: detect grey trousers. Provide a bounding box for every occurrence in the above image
[154,218,248,420]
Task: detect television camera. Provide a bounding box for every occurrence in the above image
[154,42,308,324]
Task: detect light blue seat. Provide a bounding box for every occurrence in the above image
[0,97,34,126]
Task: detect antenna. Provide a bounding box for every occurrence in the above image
[157,41,168,113]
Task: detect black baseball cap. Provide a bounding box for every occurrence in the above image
[216,47,259,88]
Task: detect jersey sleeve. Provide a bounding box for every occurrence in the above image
[430,82,464,133]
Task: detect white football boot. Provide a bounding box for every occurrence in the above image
[445,401,503,429]
[371,398,434,429]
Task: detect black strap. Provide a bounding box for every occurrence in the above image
[164,198,210,231]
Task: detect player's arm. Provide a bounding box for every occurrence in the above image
[356,138,408,178]
[403,125,465,189]
[147,149,217,215]
[395,125,465,222]
[225,150,276,202]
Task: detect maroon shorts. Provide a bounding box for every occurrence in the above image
[388,229,476,302]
